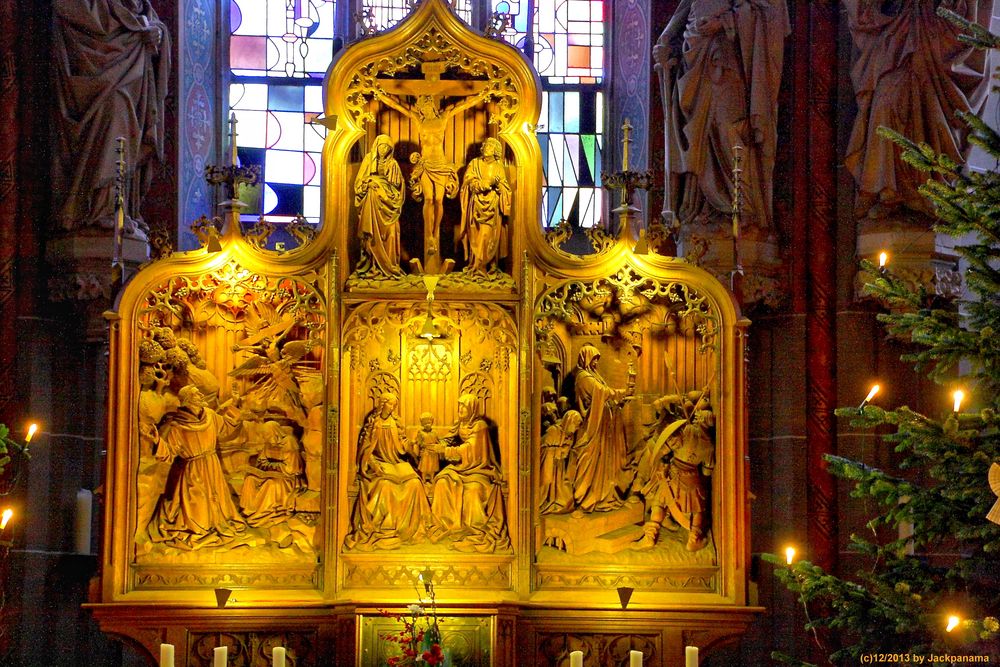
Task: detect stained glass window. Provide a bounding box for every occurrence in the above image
[229,0,336,225]
[365,0,472,30]
[494,0,605,228]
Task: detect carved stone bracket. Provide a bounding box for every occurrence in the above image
[855,216,963,303]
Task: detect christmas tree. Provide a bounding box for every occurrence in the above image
[764,11,1000,665]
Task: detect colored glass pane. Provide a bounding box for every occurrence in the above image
[230,0,335,225]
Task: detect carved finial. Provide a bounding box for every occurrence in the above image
[731,143,743,242]
[484,10,511,39]
[228,112,239,167]
[113,136,127,283]
[621,118,633,172]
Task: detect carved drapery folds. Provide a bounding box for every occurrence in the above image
[845,0,987,300]
[654,0,789,309]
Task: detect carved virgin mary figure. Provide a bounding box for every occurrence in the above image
[844,0,991,219]
[344,392,429,550]
[355,134,405,277]
[655,0,788,230]
[428,394,511,552]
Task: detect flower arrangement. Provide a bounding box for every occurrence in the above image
[380,568,445,666]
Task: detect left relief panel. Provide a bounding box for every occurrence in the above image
[131,260,327,590]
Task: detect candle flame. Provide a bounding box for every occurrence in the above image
[952,390,965,413]
[878,251,888,268]
[859,384,880,410]
[1,509,12,530]
[25,423,37,443]
[946,615,961,632]
[785,546,796,565]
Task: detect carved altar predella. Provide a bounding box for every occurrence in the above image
[89,2,759,664]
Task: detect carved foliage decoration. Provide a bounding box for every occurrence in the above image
[189,631,315,666]
[536,633,660,667]
[344,28,521,132]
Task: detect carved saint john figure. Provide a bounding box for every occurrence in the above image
[428,394,511,552]
[344,392,429,550]
[355,134,404,277]
[458,138,511,274]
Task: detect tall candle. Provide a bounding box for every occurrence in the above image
[159,643,174,667]
[685,646,699,667]
[570,650,583,667]
[630,649,643,666]
[214,646,227,667]
[273,646,286,667]
[74,489,93,555]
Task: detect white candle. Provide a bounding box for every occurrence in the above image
[74,489,93,555]
[214,646,227,667]
[630,649,643,666]
[685,645,699,667]
[273,646,286,667]
[159,644,174,667]
[570,650,583,667]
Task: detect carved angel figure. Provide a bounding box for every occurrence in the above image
[229,317,315,417]
[458,138,511,274]
[355,134,404,277]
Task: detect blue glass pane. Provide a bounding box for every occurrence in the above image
[269,85,305,112]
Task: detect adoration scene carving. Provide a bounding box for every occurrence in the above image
[533,267,721,584]
[132,261,326,577]
[340,300,516,558]
[338,23,526,291]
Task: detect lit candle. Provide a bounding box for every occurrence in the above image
[630,649,642,666]
[159,643,174,667]
[75,489,93,555]
[0,509,11,531]
[953,390,965,413]
[878,251,888,269]
[570,650,583,667]
[946,616,961,632]
[785,546,796,565]
[25,423,37,444]
[273,646,286,667]
[685,646,699,667]
[859,384,880,410]
[214,646,227,667]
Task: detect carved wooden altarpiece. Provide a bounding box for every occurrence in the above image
[90,1,759,664]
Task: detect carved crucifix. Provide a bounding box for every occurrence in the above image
[374,60,491,274]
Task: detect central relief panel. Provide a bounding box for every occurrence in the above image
[337,301,519,592]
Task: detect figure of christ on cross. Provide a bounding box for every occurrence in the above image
[372,61,491,274]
